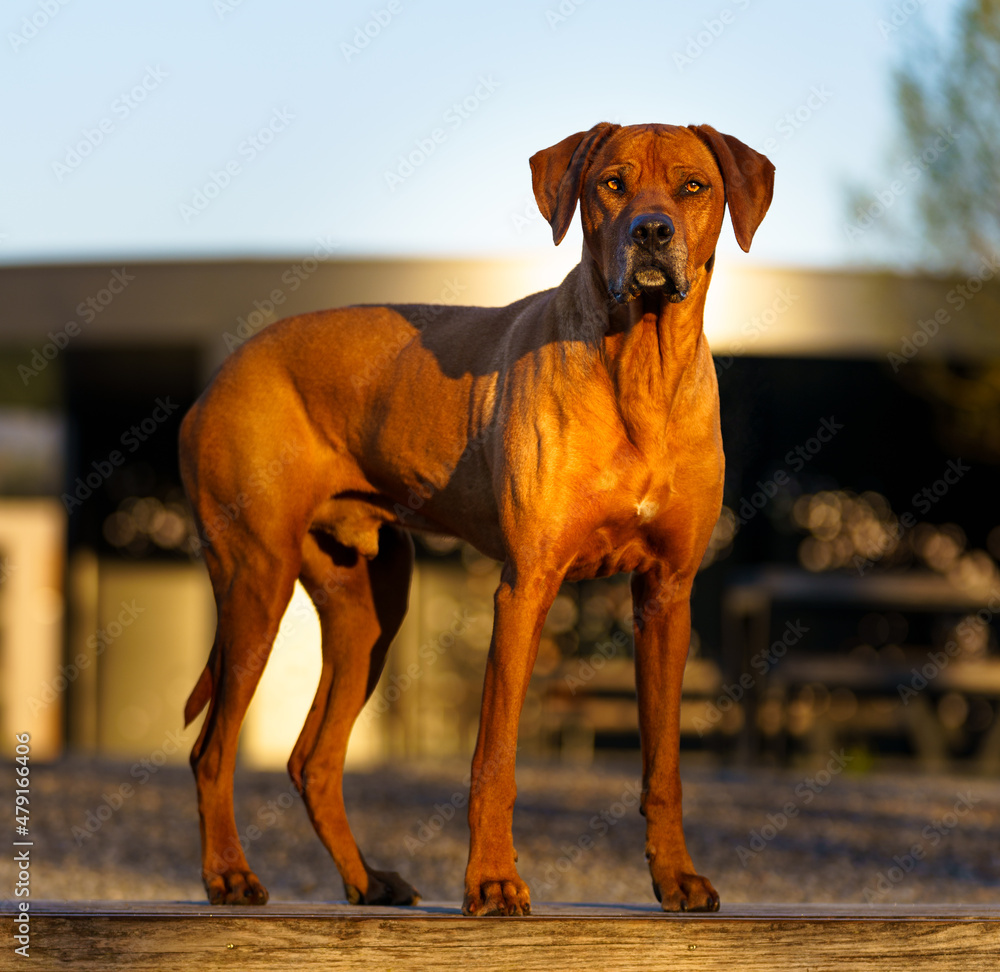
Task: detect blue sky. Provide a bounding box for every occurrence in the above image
[2,0,963,269]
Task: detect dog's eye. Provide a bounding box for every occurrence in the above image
[605,177,623,192]
[683,181,705,195]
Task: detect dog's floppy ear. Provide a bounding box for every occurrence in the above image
[688,125,774,252]
[530,123,618,246]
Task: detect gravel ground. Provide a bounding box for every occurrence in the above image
[4,756,1000,906]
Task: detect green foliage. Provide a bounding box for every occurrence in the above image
[892,0,1000,270]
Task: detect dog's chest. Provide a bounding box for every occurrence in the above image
[562,443,721,581]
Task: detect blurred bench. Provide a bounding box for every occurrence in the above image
[539,656,740,762]
[765,655,1000,770]
[722,566,1000,769]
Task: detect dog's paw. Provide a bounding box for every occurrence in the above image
[462,878,531,916]
[203,868,269,905]
[652,870,720,912]
[345,868,421,906]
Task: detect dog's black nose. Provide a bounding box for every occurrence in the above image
[629,213,675,249]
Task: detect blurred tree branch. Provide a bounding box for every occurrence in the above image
[892,0,1000,272]
[865,1,1000,467]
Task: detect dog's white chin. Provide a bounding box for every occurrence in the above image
[633,268,667,289]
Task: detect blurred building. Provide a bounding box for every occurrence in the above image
[1,257,999,769]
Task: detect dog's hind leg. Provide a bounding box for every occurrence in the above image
[290,524,420,905]
[187,541,300,905]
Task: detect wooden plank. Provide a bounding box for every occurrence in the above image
[4,902,1000,971]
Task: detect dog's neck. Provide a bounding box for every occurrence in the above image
[567,254,714,449]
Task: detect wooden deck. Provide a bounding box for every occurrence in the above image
[4,901,1000,970]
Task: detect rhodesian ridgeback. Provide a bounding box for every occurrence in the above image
[181,121,773,914]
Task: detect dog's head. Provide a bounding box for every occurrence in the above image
[529,123,774,304]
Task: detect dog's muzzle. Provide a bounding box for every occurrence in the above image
[609,213,690,305]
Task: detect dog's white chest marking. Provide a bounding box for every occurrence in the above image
[635,496,658,522]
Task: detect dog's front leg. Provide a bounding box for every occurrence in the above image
[462,563,560,916]
[631,567,720,912]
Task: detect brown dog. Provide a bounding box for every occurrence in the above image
[181,122,773,915]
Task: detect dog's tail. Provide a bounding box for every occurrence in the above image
[184,658,214,727]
